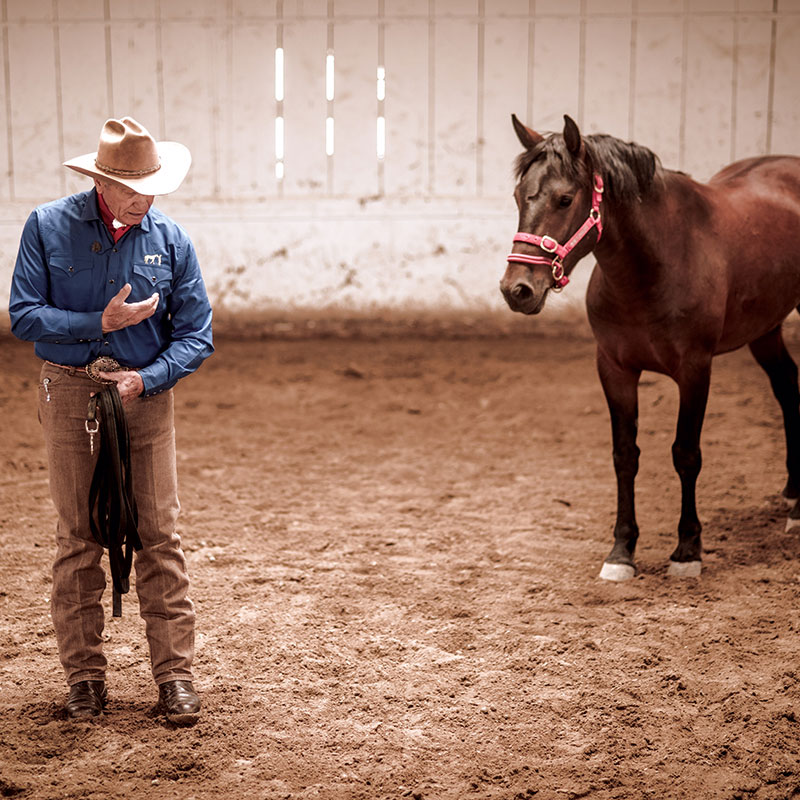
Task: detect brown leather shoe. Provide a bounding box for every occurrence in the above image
[66,680,107,720]
[157,680,200,725]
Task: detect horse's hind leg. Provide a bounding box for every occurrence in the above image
[748,326,800,529]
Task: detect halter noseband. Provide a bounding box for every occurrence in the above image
[506,173,604,292]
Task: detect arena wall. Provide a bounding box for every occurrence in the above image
[1,0,799,317]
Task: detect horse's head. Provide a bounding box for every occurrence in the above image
[500,114,603,315]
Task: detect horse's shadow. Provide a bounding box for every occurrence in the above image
[700,494,800,571]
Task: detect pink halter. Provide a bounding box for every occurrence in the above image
[506,173,605,292]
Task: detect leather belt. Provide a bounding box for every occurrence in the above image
[46,357,127,384]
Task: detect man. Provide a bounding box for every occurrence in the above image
[9,117,213,724]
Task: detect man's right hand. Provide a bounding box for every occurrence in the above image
[101,283,159,333]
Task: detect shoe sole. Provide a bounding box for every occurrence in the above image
[67,710,103,721]
[165,711,200,725]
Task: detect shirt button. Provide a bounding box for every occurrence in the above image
[109,279,115,284]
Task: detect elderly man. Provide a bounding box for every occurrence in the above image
[9,117,213,724]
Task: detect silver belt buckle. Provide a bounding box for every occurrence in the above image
[86,356,125,384]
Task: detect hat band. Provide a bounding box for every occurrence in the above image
[94,159,161,178]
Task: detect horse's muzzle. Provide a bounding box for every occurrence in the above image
[499,276,548,315]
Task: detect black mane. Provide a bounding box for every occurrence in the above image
[514,131,661,204]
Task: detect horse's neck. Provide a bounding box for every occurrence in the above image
[594,175,696,286]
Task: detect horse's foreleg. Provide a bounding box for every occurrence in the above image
[748,326,800,530]
[668,362,711,577]
[597,351,641,581]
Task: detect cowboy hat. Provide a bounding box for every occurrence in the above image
[63,117,191,195]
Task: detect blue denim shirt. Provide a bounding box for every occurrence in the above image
[9,189,213,396]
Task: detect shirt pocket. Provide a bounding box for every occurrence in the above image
[48,256,96,308]
[132,262,172,301]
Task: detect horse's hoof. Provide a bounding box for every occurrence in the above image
[783,495,797,509]
[667,559,702,577]
[785,516,800,532]
[599,562,636,582]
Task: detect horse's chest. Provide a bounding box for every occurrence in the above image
[590,311,692,374]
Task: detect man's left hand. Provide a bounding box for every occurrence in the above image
[97,370,144,406]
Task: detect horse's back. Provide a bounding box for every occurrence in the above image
[589,153,800,365]
[710,154,800,196]
[705,154,800,251]
[703,155,800,352]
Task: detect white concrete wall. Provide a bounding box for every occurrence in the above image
[1,0,799,315]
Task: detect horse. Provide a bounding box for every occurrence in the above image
[500,114,800,581]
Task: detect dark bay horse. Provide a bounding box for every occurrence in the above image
[500,114,800,581]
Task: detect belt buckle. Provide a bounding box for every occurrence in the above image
[86,356,125,384]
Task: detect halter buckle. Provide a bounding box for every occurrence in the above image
[540,235,559,253]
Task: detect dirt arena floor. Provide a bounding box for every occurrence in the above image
[1,314,799,800]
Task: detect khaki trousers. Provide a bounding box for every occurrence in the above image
[38,362,195,687]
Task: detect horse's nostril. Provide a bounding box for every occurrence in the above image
[512,283,533,301]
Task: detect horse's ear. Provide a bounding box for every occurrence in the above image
[511,114,544,150]
[563,114,582,156]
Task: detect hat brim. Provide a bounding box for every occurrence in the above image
[63,141,192,196]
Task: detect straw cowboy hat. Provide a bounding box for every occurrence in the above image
[63,117,191,195]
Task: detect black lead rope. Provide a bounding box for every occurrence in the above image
[86,386,143,617]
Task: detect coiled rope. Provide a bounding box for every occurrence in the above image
[86,386,142,617]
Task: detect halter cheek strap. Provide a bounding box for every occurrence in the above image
[507,173,605,292]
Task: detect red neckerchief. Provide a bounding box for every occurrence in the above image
[97,191,132,243]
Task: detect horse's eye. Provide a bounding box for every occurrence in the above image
[558,195,573,208]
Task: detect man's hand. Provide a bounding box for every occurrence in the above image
[102,283,159,333]
[96,370,144,406]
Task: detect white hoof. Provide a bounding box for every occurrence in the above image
[667,559,702,577]
[786,516,800,532]
[599,562,636,582]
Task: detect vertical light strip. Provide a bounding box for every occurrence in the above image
[326,2,334,190]
[326,52,335,102]
[275,47,285,181]
[377,65,386,160]
[276,3,284,187]
[428,0,435,195]
[377,0,386,192]
[476,0,484,195]
[275,47,284,102]
[326,116,334,156]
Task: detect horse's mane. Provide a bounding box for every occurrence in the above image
[514,132,662,204]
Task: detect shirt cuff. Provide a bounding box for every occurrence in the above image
[138,363,167,396]
[67,310,104,342]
